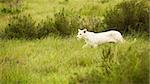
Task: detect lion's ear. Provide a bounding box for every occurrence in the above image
[78,29,81,31]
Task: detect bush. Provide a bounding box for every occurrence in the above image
[54,9,81,36]
[1,10,82,39]
[0,0,23,14]
[2,14,36,39]
[36,17,59,38]
[1,9,82,39]
[103,0,149,34]
[1,7,23,14]
[80,16,104,32]
[37,9,81,37]
[54,10,71,36]
[54,9,105,36]
[69,16,81,35]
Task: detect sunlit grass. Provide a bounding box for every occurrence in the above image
[0,0,122,29]
[0,35,149,83]
[0,0,149,83]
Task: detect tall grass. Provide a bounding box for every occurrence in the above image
[0,35,149,83]
[0,0,149,83]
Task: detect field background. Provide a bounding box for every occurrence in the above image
[0,0,149,84]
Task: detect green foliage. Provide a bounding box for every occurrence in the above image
[1,10,81,39]
[69,15,81,34]
[54,9,80,36]
[2,14,36,39]
[36,17,58,38]
[81,16,104,32]
[54,10,70,36]
[0,0,23,14]
[103,0,149,33]
[53,10,104,36]
[1,7,23,14]
[1,0,149,39]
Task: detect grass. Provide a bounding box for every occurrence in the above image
[0,0,149,83]
[0,35,149,83]
[0,0,121,30]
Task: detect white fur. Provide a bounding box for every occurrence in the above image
[77,29,124,48]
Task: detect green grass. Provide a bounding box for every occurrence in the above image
[0,36,149,83]
[0,0,149,83]
[0,0,121,30]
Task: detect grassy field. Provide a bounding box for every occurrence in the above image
[0,0,121,30]
[0,35,149,83]
[0,0,149,84]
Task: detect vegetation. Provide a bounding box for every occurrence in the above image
[0,0,149,83]
[104,0,149,34]
[0,36,149,84]
[1,14,36,39]
[0,0,23,14]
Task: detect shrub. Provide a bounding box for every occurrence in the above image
[54,10,70,36]
[103,0,149,34]
[0,0,23,14]
[69,15,81,34]
[54,9,80,36]
[80,16,104,32]
[36,17,59,38]
[1,7,23,14]
[0,10,81,39]
[3,14,36,39]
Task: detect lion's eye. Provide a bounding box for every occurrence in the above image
[80,34,82,35]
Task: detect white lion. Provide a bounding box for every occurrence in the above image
[77,29,124,48]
